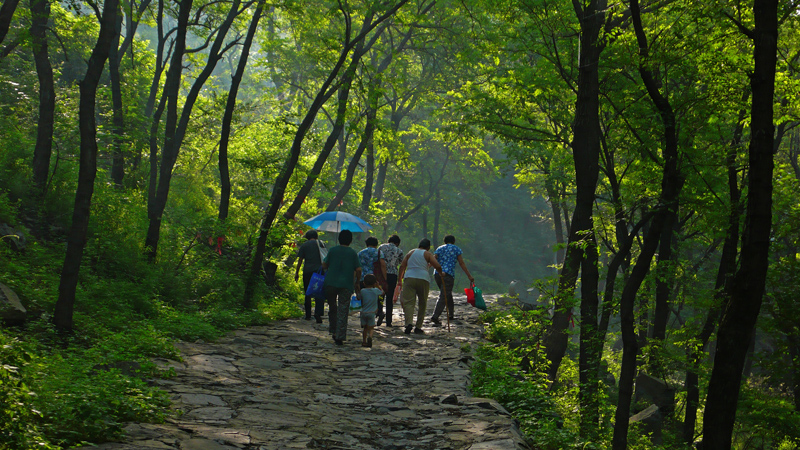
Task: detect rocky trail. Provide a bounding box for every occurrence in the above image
[86,292,529,450]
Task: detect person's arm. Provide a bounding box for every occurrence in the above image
[354,267,363,296]
[294,256,304,282]
[457,254,474,283]
[397,251,412,283]
[425,251,443,273]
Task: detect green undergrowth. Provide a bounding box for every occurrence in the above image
[0,236,304,449]
[471,308,800,450]
[471,307,585,448]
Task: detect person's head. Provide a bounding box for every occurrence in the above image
[418,238,431,250]
[444,235,455,244]
[388,234,401,245]
[339,230,353,245]
[365,236,378,247]
[364,274,377,287]
[304,229,318,240]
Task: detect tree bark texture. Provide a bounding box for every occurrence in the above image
[702,0,778,446]
[219,0,266,221]
[578,237,601,437]
[613,0,684,446]
[30,0,55,195]
[144,0,192,260]
[109,11,125,186]
[543,0,606,383]
[53,0,118,332]
[0,0,19,46]
[361,141,375,210]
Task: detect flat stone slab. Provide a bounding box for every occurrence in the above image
[82,293,530,449]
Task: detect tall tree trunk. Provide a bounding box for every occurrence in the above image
[144,0,191,260]
[613,0,684,446]
[683,103,745,444]
[432,189,440,246]
[30,0,55,195]
[134,0,166,175]
[543,0,606,383]
[243,0,410,307]
[361,140,375,210]
[327,82,379,211]
[652,216,676,342]
[53,0,118,332]
[283,16,382,220]
[374,159,389,201]
[702,0,778,446]
[219,0,266,221]
[544,176,566,266]
[579,236,601,437]
[145,0,241,259]
[109,11,125,186]
[0,0,19,46]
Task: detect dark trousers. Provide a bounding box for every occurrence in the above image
[302,271,325,319]
[385,273,398,325]
[432,273,455,320]
[325,285,352,340]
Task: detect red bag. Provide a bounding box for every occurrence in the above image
[373,259,389,293]
[465,283,476,306]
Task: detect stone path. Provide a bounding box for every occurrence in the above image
[86,292,529,450]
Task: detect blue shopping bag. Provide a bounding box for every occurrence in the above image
[305,269,325,299]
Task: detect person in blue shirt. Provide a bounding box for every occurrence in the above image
[359,274,383,348]
[358,237,387,325]
[430,235,474,325]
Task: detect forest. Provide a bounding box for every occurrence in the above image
[0,0,798,448]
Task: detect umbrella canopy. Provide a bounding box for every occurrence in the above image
[303,211,372,233]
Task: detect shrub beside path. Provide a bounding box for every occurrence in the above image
[87,292,530,450]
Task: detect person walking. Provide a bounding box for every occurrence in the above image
[430,235,474,326]
[322,230,362,345]
[294,230,326,321]
[359,274,383,348]
[397,238,443,335]
[377,235,403,327]
[358,237,387,325]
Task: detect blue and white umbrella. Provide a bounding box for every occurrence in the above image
[303,211,372,233]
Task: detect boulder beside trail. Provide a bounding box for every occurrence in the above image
[0,224,26,252]
[0,282,26,325]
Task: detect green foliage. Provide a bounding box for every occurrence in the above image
[0,189,17,224]
[472,309,584,448]
[731,380,800,449]
[0,334,54,450]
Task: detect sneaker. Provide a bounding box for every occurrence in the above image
[430,322,440,328]
[386,323,393,327]
[430,317,441,326]
[404,324,413,334]
[414,327,425,335]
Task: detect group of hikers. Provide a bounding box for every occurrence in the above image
[294,230,475,347]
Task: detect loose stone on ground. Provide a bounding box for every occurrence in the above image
[85,292,530,450]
